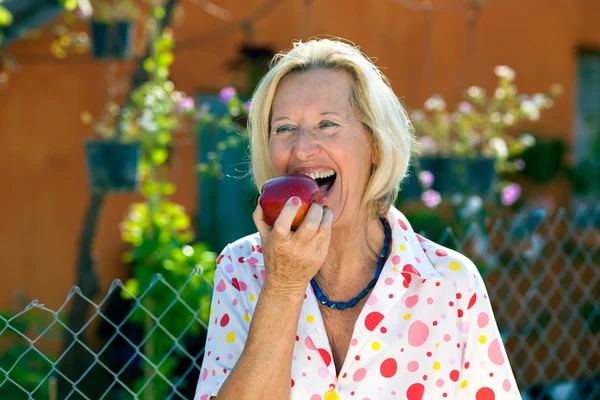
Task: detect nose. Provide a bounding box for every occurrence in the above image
[292,128,320,161]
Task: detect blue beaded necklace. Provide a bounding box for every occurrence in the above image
[310,217,391,310]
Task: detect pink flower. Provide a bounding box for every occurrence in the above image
[419,136,435,150]
[419,170,435,188]
[243,100,252,113]
[219,87,236,103]
[459,101,473,114]
[177,96,195,112]
[501,183,522,206]
[421,189,441,209]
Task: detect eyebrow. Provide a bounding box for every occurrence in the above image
[271,112,341,123]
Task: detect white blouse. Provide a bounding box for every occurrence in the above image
[194,206,522,399]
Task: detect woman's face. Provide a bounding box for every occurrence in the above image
[269,68,374,226]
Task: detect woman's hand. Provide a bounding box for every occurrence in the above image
[253,196,333,293]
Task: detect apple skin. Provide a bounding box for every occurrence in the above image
[259,173,323,230]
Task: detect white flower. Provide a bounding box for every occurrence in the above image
[424,95,446,111]
[503,113,515,126]
[490,112,502,124]
[521,100,540,121]
[495,88,506,99]
[461,195,483,217]
[467,86,485,99]
[490,137,509,158]
[494,65,516,81]
[520,133,536,147]
[532,93,546,107]
[412,110,425,121]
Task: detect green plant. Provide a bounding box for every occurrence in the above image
[411,66,562,173]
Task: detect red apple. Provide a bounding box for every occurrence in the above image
[259,173,323,230]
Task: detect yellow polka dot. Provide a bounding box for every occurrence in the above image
[433,361,440,370]
[449,261,461,271]
[404,313,412,320]
[249,294,256,302]
[392,266,398,272]
[324,390,340,400]
[226,331,236,343]
[372,342,381,350]
[479,335,487,344]
[436,342,440,349]
[243,313,250,322]
[460,380,468,389]
[210,309,214,316]
[399,244,407,251]
[307,315,314,323]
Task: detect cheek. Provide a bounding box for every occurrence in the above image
[269,142,289,173]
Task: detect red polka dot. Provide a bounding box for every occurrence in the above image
[464,362,470,369]
[476,387,496,400]
[406,383,425,400]
[355,355,360,360]
[237,257,245,263]
[458,309,464,318]
[456,293,462,299]
[436,282,441,287]
[342,372,347,378]
[426,351,432,357]
[365,312,385,331]
[380,358,398,378]
[389,294,394,299]
[220,313,230,327]
[380,327,387,334]
[318,348,332,366]
[296,335,299,341]
[450,370,460,382]
[435,249,447,257]
[291,379,295,387]
[449,301,454,307]
[443,393,448,398]
[403,264,421,277]
[433,321,438,326]
[422,375,428,380]
[468,293,477,309]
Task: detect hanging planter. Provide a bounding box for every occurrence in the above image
[90,20,134,59]
[84,139,141,193]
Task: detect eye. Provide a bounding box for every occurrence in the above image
[320,121,338,129]
[275,125,295,134]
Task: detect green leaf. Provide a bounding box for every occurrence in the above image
[0,6,14,26]
[122,279,140,300]
[151,148,169,165]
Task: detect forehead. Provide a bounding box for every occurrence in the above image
[271,69,353,114]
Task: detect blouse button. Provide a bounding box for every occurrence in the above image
[324,389,340,400]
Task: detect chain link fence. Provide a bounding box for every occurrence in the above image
[1,205,599,399]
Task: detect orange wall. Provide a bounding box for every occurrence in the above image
[1,0,599,311]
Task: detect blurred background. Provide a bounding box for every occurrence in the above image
[0,0,598,399]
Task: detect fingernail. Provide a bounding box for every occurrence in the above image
[291,196,300,206]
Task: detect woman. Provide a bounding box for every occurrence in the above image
[194,39,521,400]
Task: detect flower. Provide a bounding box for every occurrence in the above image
[244,100,252,113]
[424,95,446,111]
[494,65,516,81]
[219,87,236,103]
[421,189,441,209]
[501,183,522,206]
[515,159,526,171]
[489,137,508,159]
[176,96,195,113]
[419,170,435,188]
[458,101,473,114]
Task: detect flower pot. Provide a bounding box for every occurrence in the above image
[435,157,497,197]
[84,139,141,193]
[90,20,133,59]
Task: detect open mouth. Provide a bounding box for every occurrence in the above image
[309,170,337,197]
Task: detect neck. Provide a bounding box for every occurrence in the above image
[314,212,386,301]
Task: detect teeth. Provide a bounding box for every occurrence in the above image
[305,169,335,180]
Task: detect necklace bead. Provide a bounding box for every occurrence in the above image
[310,217,391,310]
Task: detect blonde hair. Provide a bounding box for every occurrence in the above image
[248,38,414,217]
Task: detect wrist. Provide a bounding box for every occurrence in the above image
[262,275,308,299]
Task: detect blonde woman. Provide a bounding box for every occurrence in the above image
[194,39,520,400]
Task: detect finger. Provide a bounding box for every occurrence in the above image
[295,202,324,239]
[253,201,272,238]
[272,196,303,239]
[316,206,333,239]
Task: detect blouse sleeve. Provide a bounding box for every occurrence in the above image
[457,264,523,399]
[194,245,249,400]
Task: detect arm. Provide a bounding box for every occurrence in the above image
[457,267,522,399]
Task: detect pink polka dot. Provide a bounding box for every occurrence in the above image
[503,379,511,391]
[201,368,208,381]
[227,353,233,360]
[459,322,469,333]
[351,338,358,346]
[318,366,329,378]
[216,279,226,292]
[408,320,429,346]
[407,361,419,372]
[200,395,208,400]
[427,297,434,304]
[224,264,234,273]
[488,339,505,365]
[443,334,451,342]
[305,336,317,351]
[385,277,394,285]
[311,395,322,400]
[436,379,444,387]
[440,313,447,320]
[353,368,367,382]
[367,294,378,305]
[478,312,490,328]
[392,255,401,264]
[405,295,419,308]
[232,298,238,306]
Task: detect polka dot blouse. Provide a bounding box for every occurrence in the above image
[194,206,521,399]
